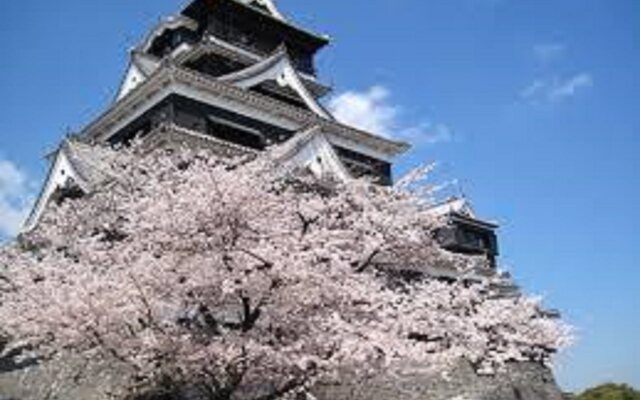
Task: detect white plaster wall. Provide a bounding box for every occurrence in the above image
[283,133,350,181]
[23,151,81,232]
[117,64,146,101]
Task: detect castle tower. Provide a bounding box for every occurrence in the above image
[22,1,498,270]
[23,0,410,231]
[94,0,407,184]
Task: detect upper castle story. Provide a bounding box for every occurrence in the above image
[144,0,329,77]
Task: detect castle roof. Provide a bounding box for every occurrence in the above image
[22,139,118,232]
[426,197,499,230]
[182,0,330,52]
[172,37,332,98]
[217,46,334,119]
[139,15,199,54]
[84,61,410,159]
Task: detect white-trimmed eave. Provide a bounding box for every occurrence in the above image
[81,64,409,159]
[198,35,262,64]
[83,65,300,143]
[425,198,500,229]
[237,0,287,22]
[178,0,328,44]
[200,35,323,84]
[259,0,285,21]
[22,145,89,233]
[274,126,351,182]
[140,15,199,53]
[174,37,332,98]
[226,0,331,45]
[217,47,333,119]
[427,198,476,219]
[116,61,147,101]
[116,52,162,102]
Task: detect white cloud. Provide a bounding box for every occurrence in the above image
[521,73,593,102]
[549,73,594,100]
[521,79,548,99]
[328,86,397,138]
[401,122,454,145]
[328,85,453,145]
[0,158,35,239]
[533,43,566,63]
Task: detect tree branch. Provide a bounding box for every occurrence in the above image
[252,374,309,400]
[354,248,381,273]
[296,212,319,237]
[128,273,165,334]
[240,295,262,333]
[237,248,273,271]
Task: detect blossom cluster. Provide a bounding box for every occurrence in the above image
[0,145,571,399]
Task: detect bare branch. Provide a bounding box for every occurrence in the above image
[353,248,382,273]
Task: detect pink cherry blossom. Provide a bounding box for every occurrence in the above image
[0,144,571,398]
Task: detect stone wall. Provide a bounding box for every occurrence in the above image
[0,354,132,400]
[1,355,563,400]
[314,361,564,400]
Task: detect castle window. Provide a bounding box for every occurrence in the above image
[206,115,266,150]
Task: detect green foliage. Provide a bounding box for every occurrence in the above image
[577,384,640,400]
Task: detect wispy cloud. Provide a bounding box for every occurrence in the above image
[521,73,594,102]
[401,122,454,145]
[328,86,397,138]
[328,85,453,145]
[522,42,593,103]
[0,158,35,239]
[533,43,566,63]
[549,74,594,99]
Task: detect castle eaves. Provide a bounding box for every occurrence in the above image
[81,63,410,159]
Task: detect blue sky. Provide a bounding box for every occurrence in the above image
[0,0,638,392]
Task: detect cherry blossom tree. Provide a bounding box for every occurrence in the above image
[0,144,571,399]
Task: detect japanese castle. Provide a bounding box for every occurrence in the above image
[23,0,499,269]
